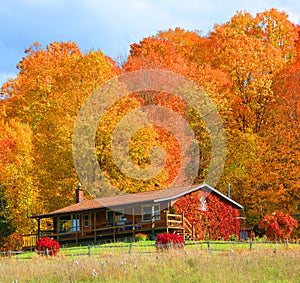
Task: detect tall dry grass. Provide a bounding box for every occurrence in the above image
[0,248,299,282]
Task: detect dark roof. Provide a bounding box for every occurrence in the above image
[32,183,243,219]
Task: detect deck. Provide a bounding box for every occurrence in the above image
[23,213,194,248]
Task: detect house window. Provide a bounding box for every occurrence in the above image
[59,215,81,232]
[72,215,80,231]
[83,214,89,227]
[106,209,124,224]
[142,204,160,222]
[199,196,207,211]
[59,215,72,232]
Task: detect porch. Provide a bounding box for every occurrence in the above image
[31,211,195,247]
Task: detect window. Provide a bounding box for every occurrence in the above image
[83,214,89,227]
[72,215,80,231]
[142,204,160,222]
[59,215,81,232]
[199,196,207,211]
[142,206,152,222]
[59,215,72,232]
[106,209,124,224]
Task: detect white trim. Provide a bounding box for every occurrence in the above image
[154,183,243,209]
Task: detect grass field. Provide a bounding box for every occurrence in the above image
[1,242,299,282]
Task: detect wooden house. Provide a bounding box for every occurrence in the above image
[31,184,243,245]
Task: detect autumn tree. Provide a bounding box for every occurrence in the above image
[0,42,119,214]
[0,119,38,236]
[267,25,300,215]
[157,27,212,66]
[120,36,232,190]
[205,10,298,224]
[119,38,205,190]
[209,9,297,133]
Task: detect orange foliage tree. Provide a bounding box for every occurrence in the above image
[0,119,38,235]
[122,36,232,189]
[0,42,119,216]
[206,10,299,224]
[268,26,300,215]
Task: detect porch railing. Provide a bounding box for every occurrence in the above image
[34,221,145,245]
[166,212,194,240]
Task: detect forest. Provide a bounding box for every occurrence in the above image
[0,8,299,242]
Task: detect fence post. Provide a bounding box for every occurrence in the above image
[249,239,253,251]
[207,241,210,253]
[88,245,91,257]
[45,248,49,257]
[285,239,289,249]
[129,243,132,255]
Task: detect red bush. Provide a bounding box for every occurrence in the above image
[36,237,60,256]
[259,212,298,241]
[155,233,185,250]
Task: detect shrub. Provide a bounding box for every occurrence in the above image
[134,233,148,241]
[1,232,23,251]
[229,234,238,241]
[258,212,298,241]
[155,233,185,250]
[36,237,60,256]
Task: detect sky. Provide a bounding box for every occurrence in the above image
[0,0,299,86]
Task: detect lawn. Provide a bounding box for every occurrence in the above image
[1,242,300,282]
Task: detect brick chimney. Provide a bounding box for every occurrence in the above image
[76,182,84,203]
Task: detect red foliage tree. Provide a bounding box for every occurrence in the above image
[258,212,298,241]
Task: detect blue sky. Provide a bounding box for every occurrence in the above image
[0,0,299,86]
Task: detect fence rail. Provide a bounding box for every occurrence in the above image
[0,240,296,259]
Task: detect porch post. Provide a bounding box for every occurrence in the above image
[132,206,135,238]
[113,210,116,242]
[80,213,84,237]
[94,211,97,242]
[75,214,78,245]
[166,211,169,233]
[151,205,155,234]
[57,217,60,242]
[37,218,41,240]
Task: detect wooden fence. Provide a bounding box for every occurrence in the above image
[0,240,295,258]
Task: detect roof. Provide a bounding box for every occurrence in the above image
[32,183,243,219]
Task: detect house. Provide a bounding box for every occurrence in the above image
[31,183,243,245]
